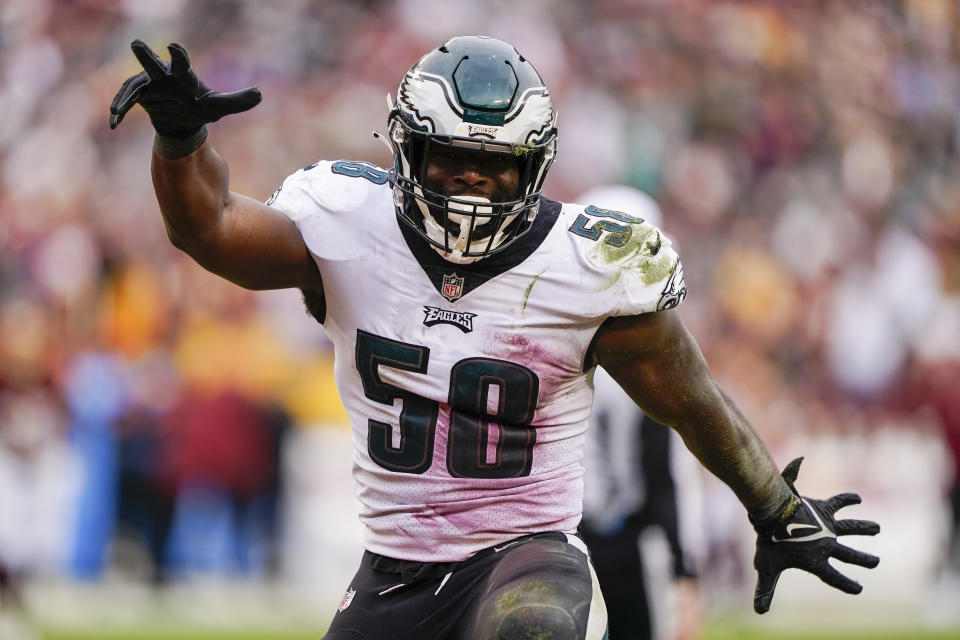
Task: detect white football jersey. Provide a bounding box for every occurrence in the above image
[268,160,686,562]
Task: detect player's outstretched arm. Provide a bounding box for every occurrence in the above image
[594,310,879,613]
[595,310,787,510]
[110,40,321,292]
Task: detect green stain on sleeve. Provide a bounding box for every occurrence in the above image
[589,222,675,287]
[639,252,675,285]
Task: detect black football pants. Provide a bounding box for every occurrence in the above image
[322,532,608,640]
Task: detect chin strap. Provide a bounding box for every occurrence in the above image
[377,93,400,158]
[450,218,472,261]
[372,130,394,156]
[446,196,493,261]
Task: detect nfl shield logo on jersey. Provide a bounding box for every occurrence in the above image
[441,273,465,302]
[338,587,356,612]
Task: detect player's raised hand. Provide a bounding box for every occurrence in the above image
[109,40,261,138]
[750,457,880,614]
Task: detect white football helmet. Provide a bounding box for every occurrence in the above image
[386,36,558,263]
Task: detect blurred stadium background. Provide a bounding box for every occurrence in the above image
[1,0,959,638]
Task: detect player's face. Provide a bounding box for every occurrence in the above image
[424,146,521,202]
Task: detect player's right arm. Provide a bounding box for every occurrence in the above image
[150,141,320,291]
[110,40,321,292]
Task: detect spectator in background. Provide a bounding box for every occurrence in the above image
[155,389,289,579]
[578,186,704,640]
[0,388,82,592]
[912,360,960,582]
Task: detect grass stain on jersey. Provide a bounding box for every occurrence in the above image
[522,268,549,312]
[590,222,675,288]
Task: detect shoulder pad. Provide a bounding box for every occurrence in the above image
[564,203,687,315]
[267,160,392,261]
[267,160,391,222]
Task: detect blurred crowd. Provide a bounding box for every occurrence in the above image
[1,0,959,611]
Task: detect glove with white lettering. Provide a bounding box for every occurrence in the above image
[750,457,880,614]
[109,40,261,153]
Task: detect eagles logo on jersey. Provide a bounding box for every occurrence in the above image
[657,261,687,311]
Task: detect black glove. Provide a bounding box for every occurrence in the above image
[750,457,880,614]
[109,40,261,138]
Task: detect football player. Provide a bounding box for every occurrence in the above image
[110,36,880,640]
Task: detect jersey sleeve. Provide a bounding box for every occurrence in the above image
[563,201,687,318]
[609,229,687,317]
[265,163,319,223]
[266,160,390,261]
[572,208,687,317]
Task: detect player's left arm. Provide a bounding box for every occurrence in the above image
[595,310,782,512]
[594,310,879,613]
